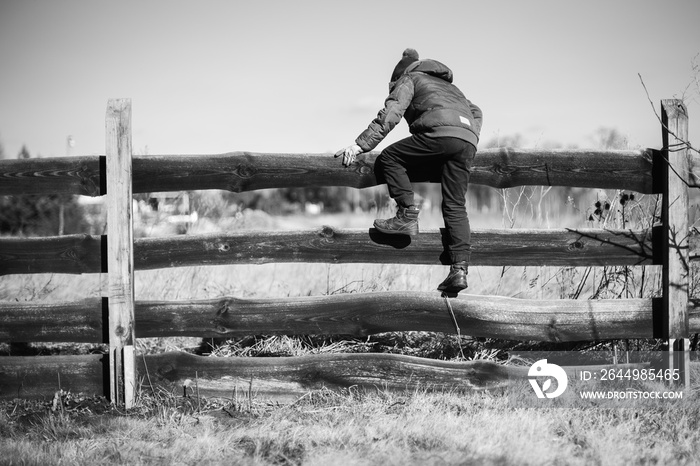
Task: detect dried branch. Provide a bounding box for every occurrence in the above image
[638,73,699,156]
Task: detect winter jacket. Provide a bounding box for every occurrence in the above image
[355,59,482,152]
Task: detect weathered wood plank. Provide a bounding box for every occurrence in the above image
[470,148,655,192]
[2,353,665,403]
[135,227,655,269]
[0,298,105,342]
[0,352,516,401]
[135,294,665,342]
[131,149,656,193]
[0,227,655,275]
[0,355,106,400]
[0,234,104,275]
[660,100,690,339]
[140,352,518,402]
[106,98,136,407]
[0,156,102,196]
[660,99,691,388]
[5,294,700,344]
[0,148,660,196]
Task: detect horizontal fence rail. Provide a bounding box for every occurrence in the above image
[0,352,669,402]
[0,148,667,196]
[2,294,700,344]
[0,354,107,400]
[0,156,103,197]
[0,227,661,275]
[0,352,520,402]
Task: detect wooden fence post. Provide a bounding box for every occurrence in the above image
[660,99,690,387]
[105,99,136,407]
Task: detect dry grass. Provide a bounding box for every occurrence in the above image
[2,385,699,466]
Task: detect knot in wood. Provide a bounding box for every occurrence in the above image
[77,164,100,196]
[546,318,562,342]
[234,164,256,178]
[358,162,372,175]
[567,241,585,251]
[319,225,335,239]
[217,301,231,315]
[60,247,80,262]
[493,163,517,175]
[158,364,175,377]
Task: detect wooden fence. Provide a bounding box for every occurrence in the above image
[0,99,696,405]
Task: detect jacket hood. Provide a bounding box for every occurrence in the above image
[405,59,453,83]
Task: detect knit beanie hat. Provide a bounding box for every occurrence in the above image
[390,48,419,82]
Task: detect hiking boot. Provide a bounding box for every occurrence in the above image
[373,207,419,236]
[438,262,468,293]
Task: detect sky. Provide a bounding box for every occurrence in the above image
[0,0,699,160]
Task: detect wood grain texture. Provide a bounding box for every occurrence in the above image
[0,156,102,196]
[106,98,136,407]
[0,352,517,401]
[0,234,104,275]
[135,227,655,268]
[0,355,106,400]
[131,149,657,193]
[661,100,690,339]
[4,295,700,344]
[0,298,105,342]
[660,99,691,388]
[0,227,656,275]
[106,99,135,344]
[0,148,663,196]
[140,352,519,402]
[470,148,655,192]
[138,293,666,342]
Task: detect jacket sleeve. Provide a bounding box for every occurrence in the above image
[468,100,483,136]
[355,78,414,152]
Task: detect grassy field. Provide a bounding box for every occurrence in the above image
[2,384,699,465]
[1,187,698,465]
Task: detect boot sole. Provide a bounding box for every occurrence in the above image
[373,224,419,236]
[437,279,468,293]
[437,284,468,293]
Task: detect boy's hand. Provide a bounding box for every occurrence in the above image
[334,144,362,167]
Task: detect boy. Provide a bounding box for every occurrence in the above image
[336,48,482,294]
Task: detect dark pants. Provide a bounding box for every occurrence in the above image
[375,134,476,264]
